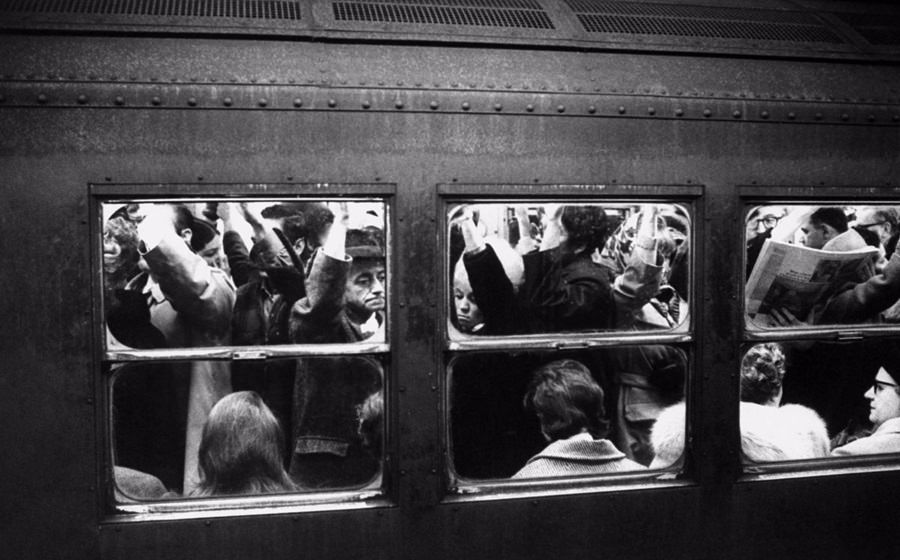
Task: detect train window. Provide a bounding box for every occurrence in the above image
[448,202,691,339]
[745,203,900,330]
[449,345,688,480]
[99,197,389,508]
[739,340,900,462]
[445,198,693,488]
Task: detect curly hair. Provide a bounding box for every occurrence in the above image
[103,216,141,285]
[523,359,609,441]
[740,343,786,405]
[559,205,611,254]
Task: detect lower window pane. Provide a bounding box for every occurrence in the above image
[111,356,384,501]
[741,340,900,462]
[449,346,687,480]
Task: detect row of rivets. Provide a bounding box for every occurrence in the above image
[4,91,900,122]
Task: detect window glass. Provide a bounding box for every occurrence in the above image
[449,345,687,481]
[447,202,691,338]
[745,203,900,329]
[738,340,900,462]
[102,199,387,351]
[111,357,384,501]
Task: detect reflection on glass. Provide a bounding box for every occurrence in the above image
[450,346,686,480]
[745,203,900,329]
[102,199,387,351]
[448,202,690,338]
[112,357,384,501]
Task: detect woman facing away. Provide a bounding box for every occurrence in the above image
[650,343,829,468]
[192,391,297,497]
[512,359,646,479]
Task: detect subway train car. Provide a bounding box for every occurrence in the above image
[3,0,900,558]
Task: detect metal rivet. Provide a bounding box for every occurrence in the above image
[617,106,626,114]
[761,110,769,119]
[814,112,823,120]
[647,107,655,115]
[494,103,502,111]
[588,105,596,114]
[37,93,48,104]
[841,113,849,121]
[258,98,268,107]
[461,102,470,111]
[787,112,796,120]
[703,109,712,117]
[394,100,404,109]
[151,96,161,106]
[223,97,233,107]
[187,97,197,106]
[893,115,900,122]
[526,104,534,112]
[430,101,439,110]
[675,108,684,117]
[557,105,565,113]
[293,98,302,107]
[329,99,337,108]
[114,96,124,106]
[77,94,88,104]
[732,110,741,118]
[868,114,876,122]
[362,100,371,109]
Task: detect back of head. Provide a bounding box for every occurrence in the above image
[196,391,294,496]
[560,205,610,254]
[358,391,384,451]
[189,217,220,253]
[346,226,385,260]
[524,359,608,441]
[810,207,849,234]
[740,343,786,405]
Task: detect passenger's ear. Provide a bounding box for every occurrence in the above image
[180,228,193,247]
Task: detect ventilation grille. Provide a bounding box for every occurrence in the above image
[834,12,900,46]
[566,1,843,44]
[332,0,554,29]
[0,0,302,20]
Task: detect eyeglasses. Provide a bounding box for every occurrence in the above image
[760,215,780,228]
[857,221,886,230]
[873,380,899,394]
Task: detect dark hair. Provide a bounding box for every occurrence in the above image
[346,226,385,259]
[189,217,219,253]
[853,226,881,248]
[278,204,335,245]
[171,204,195,236]
[810,207,848,234]
[194,391,296,497]
[523,359,608,440]
[740,343,786,404]
[559,205,610,254]
[103,216,141,285]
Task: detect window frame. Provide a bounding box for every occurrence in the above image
[436,183,704,497]
[91,182,398,518]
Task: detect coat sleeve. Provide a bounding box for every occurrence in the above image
[818,251,900,324]
[613,254,664,327]
[142,233,235,339]
[223,230,253,288]
[462,244,519,335]
[289,250,351,343]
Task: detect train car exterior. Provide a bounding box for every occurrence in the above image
[2,1,900,559]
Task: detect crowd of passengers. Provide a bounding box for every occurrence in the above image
[105,201,900,499]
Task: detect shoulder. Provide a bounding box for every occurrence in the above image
[650,402,686,467]
[740,403,829,461]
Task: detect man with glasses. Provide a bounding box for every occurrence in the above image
[856,206,900,257]
[832,365,900,456]
[746,206,786,278]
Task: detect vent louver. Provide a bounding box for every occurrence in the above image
[566,1,842,44]
[332,0,554,29]
[0,0,302,20]
[834,12,900,46]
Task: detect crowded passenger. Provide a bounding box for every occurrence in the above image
[513,359,646,478]
[650,343,829,468]
[831,365,900,456]
[191,391,297,496]
[288,203,384,488]
[112,203,235,494]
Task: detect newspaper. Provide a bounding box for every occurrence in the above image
[745,238,879,326]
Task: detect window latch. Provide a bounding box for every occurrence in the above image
[232,350,268,360]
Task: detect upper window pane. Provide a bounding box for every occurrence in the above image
[745,203,900,329]
[101,199,388,352]
[447,202,691,338]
